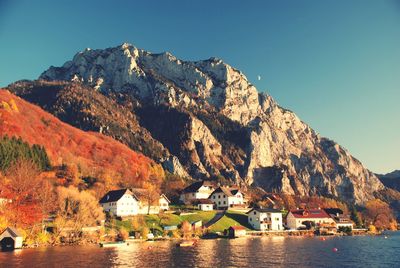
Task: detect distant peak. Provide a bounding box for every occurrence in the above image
[120,42,133,49]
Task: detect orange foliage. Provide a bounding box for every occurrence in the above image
[0,90,164,185]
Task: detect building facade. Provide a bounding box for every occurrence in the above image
[286,209,335,230]
[179,181,215,204]
[247,208,283,231]
[100,189,170,216]
[209,187,245,209]
[99,189,140,217]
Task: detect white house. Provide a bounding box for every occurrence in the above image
[0,227,23,250]
[196,199,214,211]
[99,189,140,217]
[247,208,283,231]
[324,208,354,230]
[179,181,215,204]
[131,188,170,214]
[286,209,335,230]
[209,187,245,209]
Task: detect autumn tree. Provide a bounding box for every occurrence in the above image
[364,199,395,230]
[54,186,104,242]
[180,221,192,239]
[161,173,186,203]
[350,206,362,228]
[0,160,44,228]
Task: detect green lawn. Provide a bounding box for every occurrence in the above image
[181,211,217,223]
[113,210,250,234]
[208,210,251,233]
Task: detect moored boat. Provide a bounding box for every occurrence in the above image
[177,240,195,247]
[100,241,127,248]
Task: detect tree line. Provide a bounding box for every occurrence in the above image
[0,135,51,172]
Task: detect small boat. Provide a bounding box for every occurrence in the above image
[100,241,127,248]
[177,240,195,247]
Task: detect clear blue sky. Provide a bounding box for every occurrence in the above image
[0,0,399,173]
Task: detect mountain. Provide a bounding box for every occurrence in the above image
[7,43,387,205]
[377,170,400,192]
[0,89,162,184]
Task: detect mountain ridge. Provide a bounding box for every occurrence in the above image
[8,43,388,205]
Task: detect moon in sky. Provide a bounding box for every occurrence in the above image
[257,75,261,81]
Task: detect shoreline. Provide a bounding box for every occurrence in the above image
[17,229,393,250]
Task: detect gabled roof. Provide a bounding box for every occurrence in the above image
[289,209,331,219]
[182,181,215,193]
[247,208,282,214]
[160,194,171,204]
[99,189,136,203]
[210,186,242,197]
[0,227,22,238]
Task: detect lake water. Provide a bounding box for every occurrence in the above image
[1,232,399,267]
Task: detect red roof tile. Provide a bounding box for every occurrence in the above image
[289,209,331,219]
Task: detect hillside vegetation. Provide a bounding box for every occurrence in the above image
[0,89,164,186]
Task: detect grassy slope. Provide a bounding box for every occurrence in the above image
[115,210,250,234]
[209,211,252,232]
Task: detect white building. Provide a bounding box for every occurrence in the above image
[324,208,354,230]
[247,208,283,231]
[131,188,170,214]
[0,227,23,250]
[99,188,170,216]
[209,187,245,209]
[196,199,214,211]
[99,189,140,217]
[179,181,215,204]
[286,209,335,230]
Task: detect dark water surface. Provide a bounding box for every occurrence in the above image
[1,232,399,268]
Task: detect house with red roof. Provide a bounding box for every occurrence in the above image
[286,209,335,230]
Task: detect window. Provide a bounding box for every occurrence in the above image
[218,201,221,205]
[192,193,195,197]
[223,195,226,198]
[218,195,221,198]
[250,218,252,221]
[213,196,215,199]
[223,201,226,204]
[254,211,256,215]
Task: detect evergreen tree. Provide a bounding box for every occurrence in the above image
[350,205,362,227]
[0,135,51,172]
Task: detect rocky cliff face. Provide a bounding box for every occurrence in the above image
[16,43,385,204]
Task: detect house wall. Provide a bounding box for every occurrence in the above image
[286,212,335,229]
[210,193,229,209]
[336,223,353,229]
[180,186,214,204]
[14,237,23,249]
[101,194,139,217]
[211,192,244,209]
[248,211,283,231]
[198,204,213,211]
[138,204,160,215]
[228,193,244,206]
[159,196,169,211]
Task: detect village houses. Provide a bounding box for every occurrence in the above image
[179,181,215,204]
[99,188,170,217]
[209,186,246,209]
[247,208,283,231]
